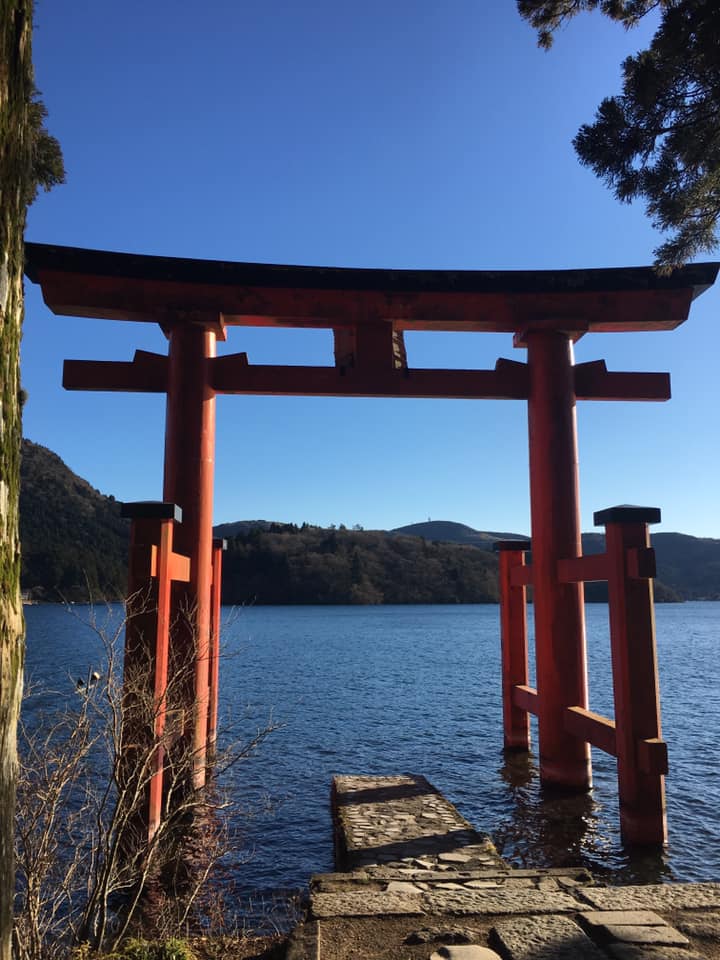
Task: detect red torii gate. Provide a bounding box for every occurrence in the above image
[25,243,718,845]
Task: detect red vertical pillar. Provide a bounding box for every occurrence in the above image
[496,541,531,751]
[163,323,217,789]
[526,330,591,790]
[207,537,226,755]
[596,505,667,845]
[122,501,182,842]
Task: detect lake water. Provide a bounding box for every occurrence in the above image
[22,601,720,904]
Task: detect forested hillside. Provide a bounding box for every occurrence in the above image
[20,439,129,601]
[19,442,720,603]
[395,521,717,602]
[221,524,499,605]
[18,443,499,604]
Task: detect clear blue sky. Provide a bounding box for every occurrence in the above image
[24,0,719,538]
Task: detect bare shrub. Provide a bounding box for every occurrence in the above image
[14,602,278,959]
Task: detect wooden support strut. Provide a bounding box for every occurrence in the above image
[207,538,226,756]
[495,541,531,751]
[121,501,190,844]
[595,505,668,846]
[499,504,668,846]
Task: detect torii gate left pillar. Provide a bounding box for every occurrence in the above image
[163,321,217,788]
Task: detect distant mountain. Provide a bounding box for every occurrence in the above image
[390,519,719,602]
[18,443,720,602]
[651,533,720,600]
[391,521,524,549]
[213,519,275,540]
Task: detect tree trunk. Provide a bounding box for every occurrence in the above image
[0,3,33,957]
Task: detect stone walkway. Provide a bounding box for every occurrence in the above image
[286,774,720,960]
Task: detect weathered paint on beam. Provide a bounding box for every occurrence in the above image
[62,349,674,405]
[574,361,671,401]
[565,706,618,756]
[25,242,718,334]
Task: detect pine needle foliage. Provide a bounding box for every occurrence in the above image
[517,0,720,269]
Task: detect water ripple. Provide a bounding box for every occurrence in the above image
[23,601,720,896]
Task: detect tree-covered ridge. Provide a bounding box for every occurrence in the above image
[18,441,720,603]
[20,439,129,601]
[221,523,500,606]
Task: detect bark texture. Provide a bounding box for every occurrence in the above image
[0,2,32,957]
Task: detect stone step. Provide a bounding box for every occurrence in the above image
[286,773,720,960]
[332,774,505,873]
[311,867,593,890]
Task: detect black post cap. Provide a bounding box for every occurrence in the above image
[494,539,531,552]
[121,501,183,522]
[593,505,661,526]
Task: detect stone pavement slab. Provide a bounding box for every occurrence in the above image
[404,926,478,945]
[386,881,423,894]
[332,774,505,872]
[580,911,666,927]
[675,910,720,939]
[577,881,720,911]
[600,923,689,946]
[607,947,707,960]
[422,888,582,916]
[492,915,607,960]
[311,891,424,918]
[429,947,501,960]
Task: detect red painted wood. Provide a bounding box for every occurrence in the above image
[509,563,533,587]
[210,361,532,399]
[63,350,168,392]
[163,324,217,791]
[167,552,191,583]
[147,517,174,841]
[627,546,657,579]
[64,352,675,405]
[207,539,224,755]
[498,548,530,750]
[526,331,591,790]
[31,258,704,334]
[573,363,671,402]
[149,546,190,582]
[637,738,669,776]
[558,554,609,583]
[512,684,539,715]
[123,514,178,844]
[604,520,667,845]
[564,706,617,757]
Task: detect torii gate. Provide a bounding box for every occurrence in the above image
[25,243,717,846]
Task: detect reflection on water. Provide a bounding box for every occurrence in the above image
[495,750,597,871]
[494,749,672,885]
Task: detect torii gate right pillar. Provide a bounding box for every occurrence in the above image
[526,330,591,791]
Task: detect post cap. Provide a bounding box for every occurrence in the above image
[593,505,661,526]
[121,501,183,522]
[213,537,228,550]
[493,539,531,552]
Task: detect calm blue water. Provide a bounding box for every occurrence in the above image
[23,602,720,900]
